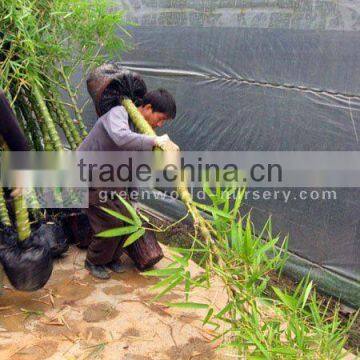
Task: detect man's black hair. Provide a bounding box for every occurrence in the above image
[142,89,176,119]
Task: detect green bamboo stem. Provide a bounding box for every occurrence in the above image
[53,187,64,207]
[28,91,64,205]
[24,188,43,220]
[77,119,88,139]
[122,99,158,136]
[47,100,77,150]
[20,94,44,151]
[0,187,11,226]
[59,65,88,138]
[47,86,80,147]
[39,121,55,151]
[27,91,55,151]
[16,101,35,149]
[121,98,212,245]
[8,88,35,149]
[12,189,31,241]
[57,102,82,147]
[32,84,63,151]
[17,108,32,145]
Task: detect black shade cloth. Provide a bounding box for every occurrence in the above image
[80,1,360,307]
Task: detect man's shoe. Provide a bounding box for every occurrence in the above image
[85,259,110,279]
[106,260,125,273]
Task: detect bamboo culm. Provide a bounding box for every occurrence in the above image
[27,91,55,151]
[121,99,212,245]
[48,100,77,150]
[57,102,82,147]
[14,105,34,149]
[0,187,11,226]
[12,189,31,241]
[59,65,88,139]
[32,84,63,151]
[19,95,44,151]
[40,121,55,151]
[24,189,43,220]
[48,87,82,147]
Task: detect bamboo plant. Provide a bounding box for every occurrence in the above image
[143,186,357,359]
[121,99,212,246]
[0,0,131,239]
[1,0,130,151]
[119,99,358,357]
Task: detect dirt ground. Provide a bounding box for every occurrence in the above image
[0,245,231,360]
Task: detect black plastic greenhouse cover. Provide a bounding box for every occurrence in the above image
[83,1,360,307]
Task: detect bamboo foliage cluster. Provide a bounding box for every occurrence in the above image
[0,0,130,240]
[144,187,357,359]
[119,100,357,358]
[0,0,130,151]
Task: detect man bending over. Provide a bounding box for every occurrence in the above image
[78,87,178,279]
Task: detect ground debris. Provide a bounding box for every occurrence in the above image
[0,246,229,359]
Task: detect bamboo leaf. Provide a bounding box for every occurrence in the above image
[257,217,271,242]
[203,308,214,325]
[96,225,138,238]
[193,201,231,219]
[166,302,209,310]
[272,287,297,311]
[244,329,271,359]
[215,302,232,319]
[222,195,230,214]
[202,181,214,199]
[100,206,135,225]
[270,347,297,355]
[144,267,182,277]
[301,281,313,309]
[169,247,208,254]
[184,271,190,302]
[150,273,179,291]
[139,212,150,223]
[230,221,240,252]
[123,228,145,247]
[230,187,245,223]
[116,194,141,225]
[153,276,183,301]
[169,252,190,267]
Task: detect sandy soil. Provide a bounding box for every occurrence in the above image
[0,245,230,360]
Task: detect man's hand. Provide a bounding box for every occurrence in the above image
[155,134,180,151]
